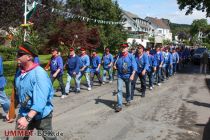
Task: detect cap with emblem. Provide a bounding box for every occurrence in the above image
[17,41,38,57]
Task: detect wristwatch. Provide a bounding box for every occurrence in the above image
[25,115,33,122]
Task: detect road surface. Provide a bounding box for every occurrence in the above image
[0,64,210,140]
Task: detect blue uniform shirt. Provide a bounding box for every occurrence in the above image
[135,53,149,74]
[91,55,101,72]
[50,55,64,76]
[172,52,179,63]
[150,49,156,55]
[163,52,172,65]
[102,53,114,69]
[116,53,137,79]
[15,65,54,120]
[80,54,90,73]
[66,55,80,76]
[147,54,157,72]
[34,57,40,64]
[0,56,6,88]
[154,52,164,66]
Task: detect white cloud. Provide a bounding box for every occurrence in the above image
[164,10,210,24]
[118,0,210,24]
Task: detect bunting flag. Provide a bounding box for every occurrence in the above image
[37,3,124,25]
[25,1,39,20]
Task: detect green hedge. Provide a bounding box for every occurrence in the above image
[0,46,17,60]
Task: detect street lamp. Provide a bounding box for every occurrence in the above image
[71,34,78,48]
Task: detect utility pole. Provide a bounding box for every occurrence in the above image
[24,0,27,41]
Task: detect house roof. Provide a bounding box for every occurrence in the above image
[146,17,170,29]
[122,10,150,29]
[123,10,148,22]
[123,10,140,19]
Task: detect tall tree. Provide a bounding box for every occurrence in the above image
[190,19,208,45]
[66,0,127,51]
[177,0,210,17]
[0,0,24,30]
[190,19,208,36]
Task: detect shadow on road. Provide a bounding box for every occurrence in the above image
[202,119,210,140]
[184,99,210,108]
[95,98,116,109]
[0,113,4,119]
[205,78,210,92]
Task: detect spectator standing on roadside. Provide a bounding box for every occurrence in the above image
[200,50,209,74]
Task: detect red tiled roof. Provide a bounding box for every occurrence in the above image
[146,17,170,29]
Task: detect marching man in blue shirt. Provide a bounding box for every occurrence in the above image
[78,48,91,91]
[131,44,149,98]
[102,47,114,84]
[162,47,173,79]
[90,49,102,87]
[114,43,137,112]
[49,48,67,99]
[171,48,179,75]
[146,48,157,90]
[65,47,81,93]
[0,55,10,122]
[154,46,164,86]
[6,42,57,140]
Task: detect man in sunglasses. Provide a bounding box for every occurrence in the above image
[7,42,57,140]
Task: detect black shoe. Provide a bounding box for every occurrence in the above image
[2,116,6,122]
[125,102,131,106]
[115,106,122,112]
[141,94,145,97]
[75,90,80,93]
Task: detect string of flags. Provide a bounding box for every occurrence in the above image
[33,2,124,25]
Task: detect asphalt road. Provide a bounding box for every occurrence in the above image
[1,64,210,140]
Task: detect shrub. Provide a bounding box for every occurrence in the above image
[0,46,17,60]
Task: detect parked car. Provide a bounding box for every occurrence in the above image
[208,50,210,67]
[192,47,208,64]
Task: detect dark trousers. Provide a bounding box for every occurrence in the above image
[14,112,57,140]
[147,71,154,87]
[131,73,146,100]
[90,71,102,87]
[51,75,66,95]
[173,63,177,74]
[161,67,165,81]
[163,64,171,78]
[156,67,162,83]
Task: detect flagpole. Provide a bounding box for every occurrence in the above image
[24,0,27,41]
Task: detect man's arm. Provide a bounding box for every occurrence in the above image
[81,56,90,71]
[130,55,137,80]
[16,110,37,129]
[142,55,149,75]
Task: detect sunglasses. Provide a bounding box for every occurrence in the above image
[17,53,27,58]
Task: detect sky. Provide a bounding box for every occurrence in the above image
[117,0,210,25]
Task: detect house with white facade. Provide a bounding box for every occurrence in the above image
[122,10,151,47]
[145,17,172,44]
